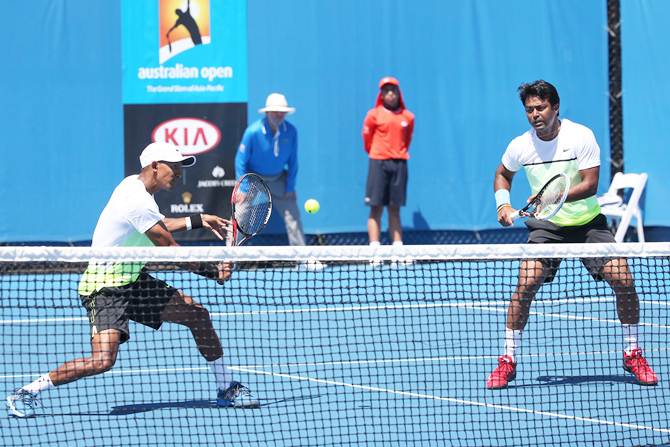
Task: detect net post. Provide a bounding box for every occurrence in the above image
[607,0,624,181]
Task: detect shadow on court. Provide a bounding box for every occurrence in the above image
[108,394,323,415]
[510,374,639,388]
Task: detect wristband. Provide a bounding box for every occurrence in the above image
[190,214,203,229]
[497,204,511,212]
[185,217,192,231]
[495,189,511,209]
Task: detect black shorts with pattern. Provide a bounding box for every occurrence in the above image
[80,271,179,343]
[525,214,615,283]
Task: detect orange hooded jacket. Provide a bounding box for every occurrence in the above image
[362,77,415,160]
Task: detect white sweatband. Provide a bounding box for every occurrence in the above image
[185,217,192,231]
[495,189,511,209]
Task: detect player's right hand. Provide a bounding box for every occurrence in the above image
[202,214,231,240]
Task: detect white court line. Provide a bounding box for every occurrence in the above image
[0,316,86,324]
[229,346,670,370]
[0,297,635,324]
[4,346,669,380]
[2,298,670,330]
[0,366,209,381]
[232,366,670,435]
[465,305,670,330]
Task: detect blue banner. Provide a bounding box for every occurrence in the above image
[121,0,248,241]
[122,0,247,104]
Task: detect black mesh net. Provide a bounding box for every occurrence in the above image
[1,244,669,446]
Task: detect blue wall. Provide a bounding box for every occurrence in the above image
[3,0,664,243]
[621,0,670,226]
[2,2,122,241]
[246,0,609,234]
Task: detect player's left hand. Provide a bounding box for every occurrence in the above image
[202,214,231,240]
[497,205,517,227]
[216,261,234,284]
[522,194,539,218]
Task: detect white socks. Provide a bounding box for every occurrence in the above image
[23,373,54,395]
[23,361,236,396]
[504,328,523,362]
[501,324,639,361]
[209,357,233,391]
[622,324,639,354]
[392,240,403,246]
[500,324,638,362]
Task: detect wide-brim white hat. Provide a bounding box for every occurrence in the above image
[258,93,296,114]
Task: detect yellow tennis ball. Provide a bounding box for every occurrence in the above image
[304,198,320,214]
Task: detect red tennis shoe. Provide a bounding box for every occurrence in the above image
[623,349,658,386]
[486,355,517,389]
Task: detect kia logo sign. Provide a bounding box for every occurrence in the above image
[152,118,222,156]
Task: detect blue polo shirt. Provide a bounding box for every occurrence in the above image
[235,117,299,192]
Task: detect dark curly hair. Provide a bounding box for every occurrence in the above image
[518,80,560,107]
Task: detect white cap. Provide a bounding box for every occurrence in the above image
[139,142,196,168]
[258,93,296,114]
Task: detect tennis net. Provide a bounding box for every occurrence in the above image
[1,243,669,446]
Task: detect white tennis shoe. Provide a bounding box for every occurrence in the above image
[6,389,39,418]
[216,382,260,409]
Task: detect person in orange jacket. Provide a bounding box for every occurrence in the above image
[362,77,415,246]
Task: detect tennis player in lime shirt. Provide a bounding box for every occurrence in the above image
[487,80,657,389]
[7,142,258,418]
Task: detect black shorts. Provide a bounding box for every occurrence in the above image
[526,214,615,283]
[80,271,179,343]
[365,159,408,207]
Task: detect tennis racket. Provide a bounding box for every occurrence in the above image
[227,173,272,246]
[511,172,570,221]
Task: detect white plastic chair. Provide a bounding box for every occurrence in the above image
[597,172,648,242]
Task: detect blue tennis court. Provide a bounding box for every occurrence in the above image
[1,257,669,446]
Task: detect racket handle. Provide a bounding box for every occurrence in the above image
[510,210,521,221]
[225,221,236,246]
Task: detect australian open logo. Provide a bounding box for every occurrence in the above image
[159,0,211,64]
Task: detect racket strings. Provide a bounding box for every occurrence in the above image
[233,178,271,235]
[534,177,568,219]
